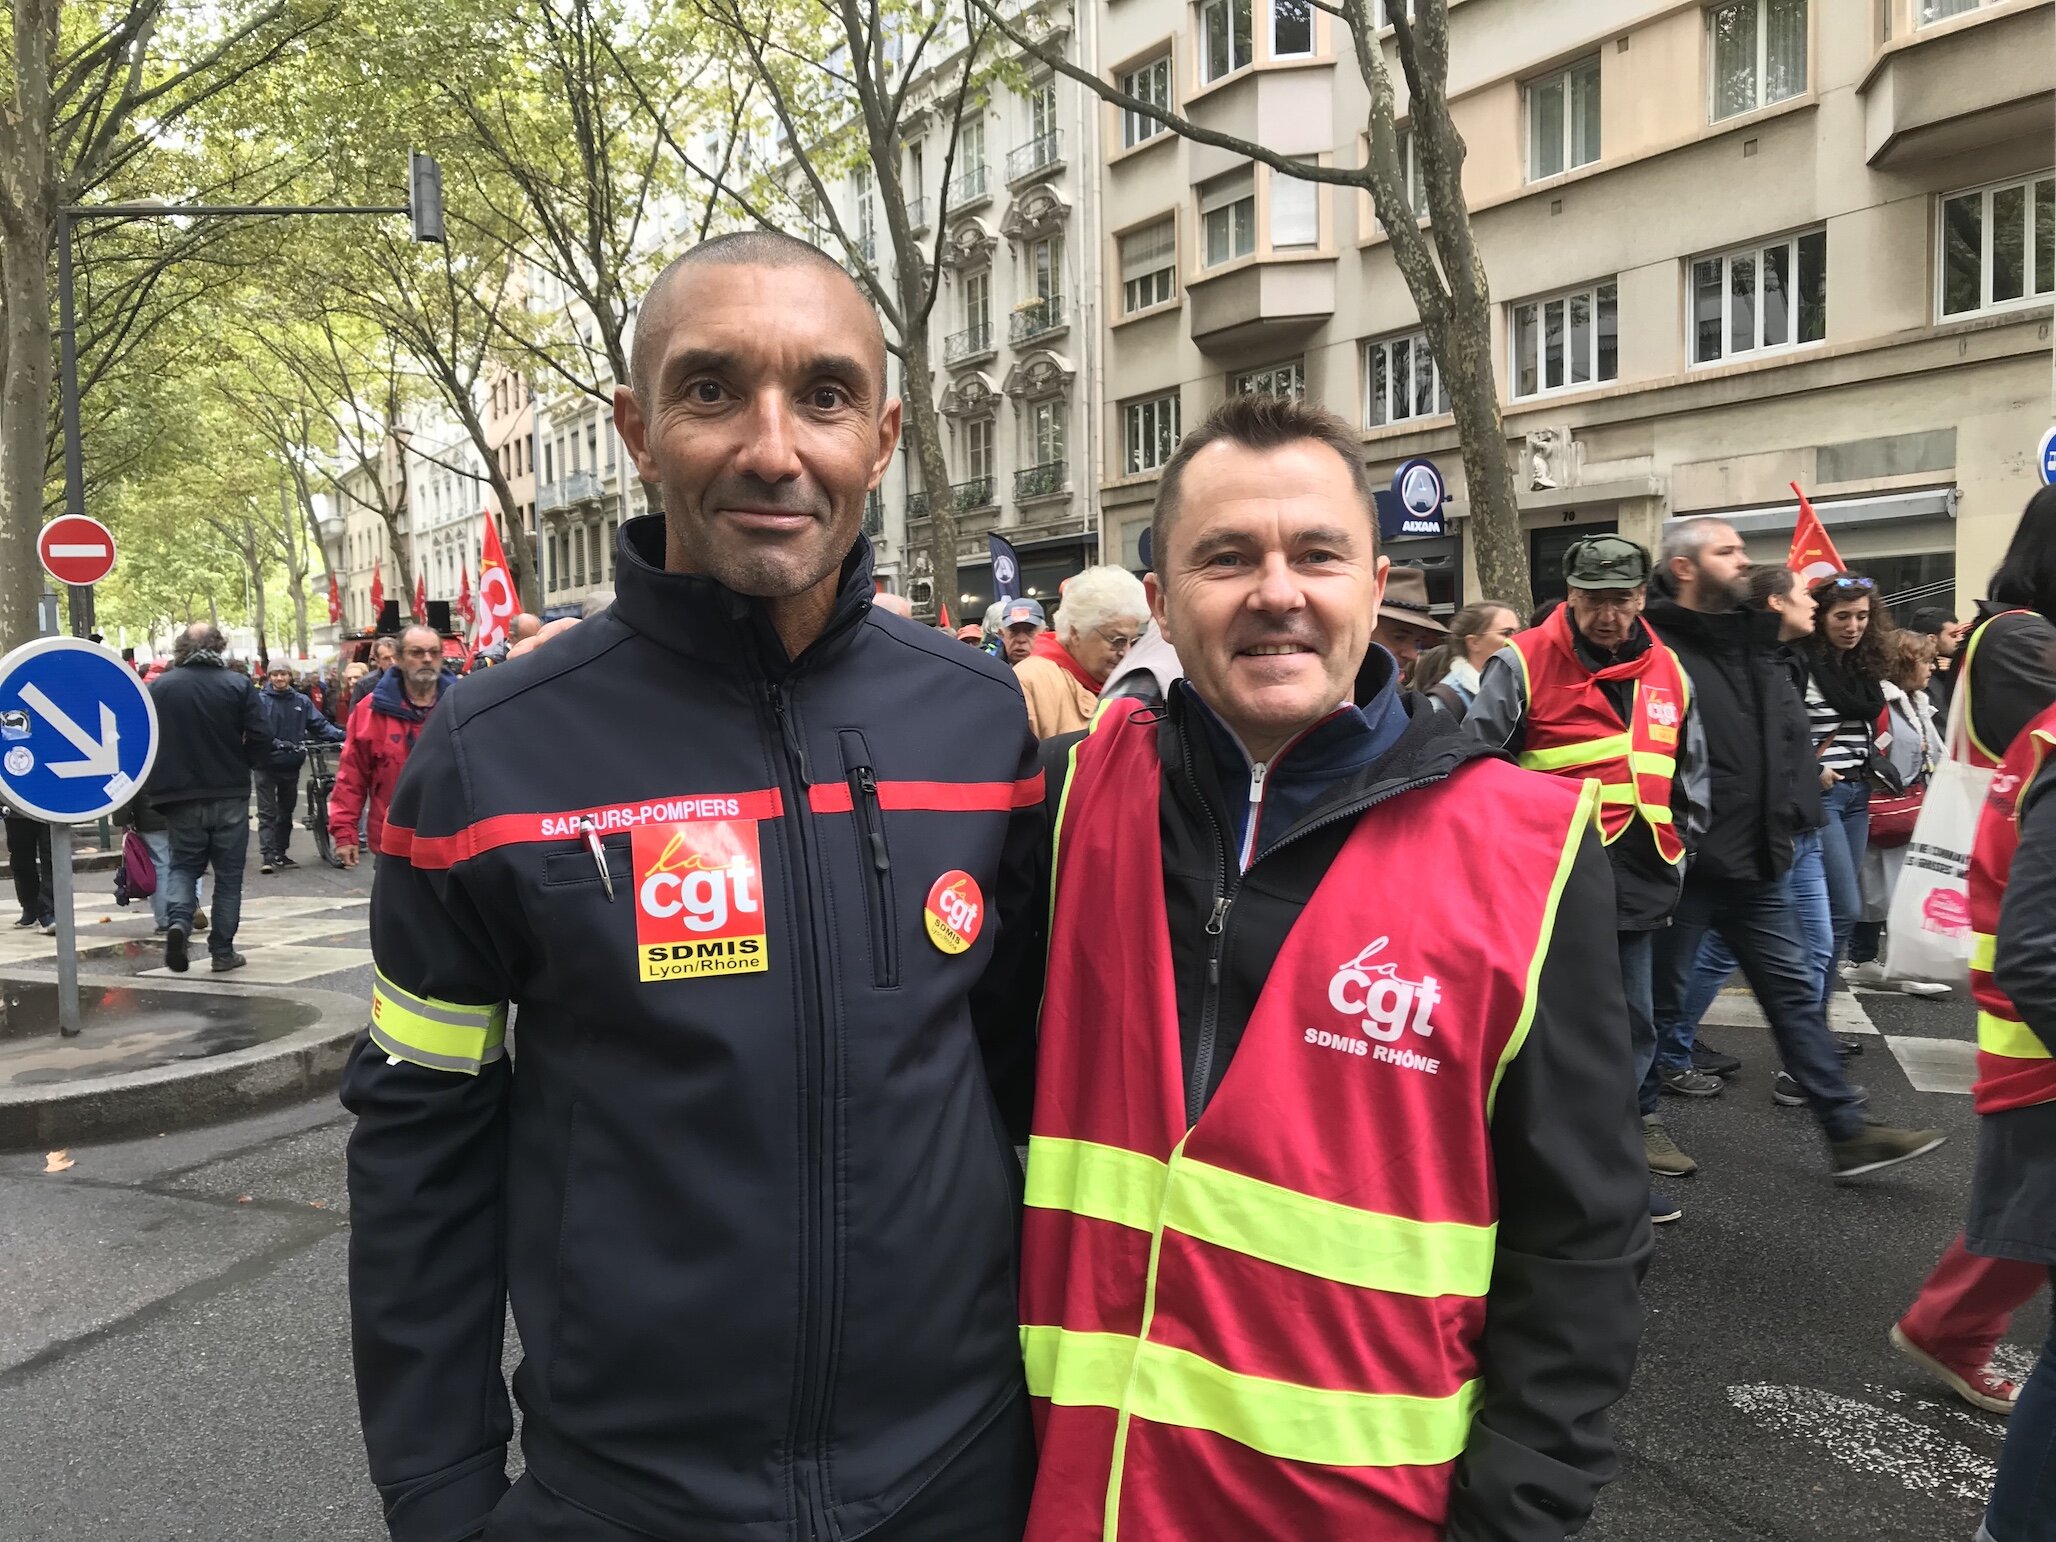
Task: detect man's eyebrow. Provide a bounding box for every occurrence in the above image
[1182,527,1254,562]
[661,347,876,394]
[1292,523,1361,549]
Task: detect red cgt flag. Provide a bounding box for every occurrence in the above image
[368,558,384,619]
[474,509,518,650]
[326,572,342,626]
[457,561,475,627]
[414,571,429,623]
[1788,482,1846,583]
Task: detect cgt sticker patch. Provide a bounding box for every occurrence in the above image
[924,871,985,955]
[633,821,769,981]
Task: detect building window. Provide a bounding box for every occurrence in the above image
[1510,281,1619,399]
[1375,0,1409,23]
[854,164,876,258]
[1121,219,1178,312]
[1201,170,1256,266]
[1364,331,1448,425]
[1028,399,1066,466]
[1233,359,1305,398]
[1692,229,1826,363]
[967,417,995,482]
[1125,393,1181,474]
[1122,55,1172,147]
[1379,129,1428,224]
[1708,0,1808,123]
[1269,162,1319,249]
[1940,174,2055,318]
[1919,0,1984,21]
[1272,0,1312,57]
[1027,79,1057,143]
[965,268,991,339]
[961,114,985,176]
[1527,56,1600,180]
[905,140,925,198]
[1201,0,1252,81]
[1030,234,1063,301]
[543,440,555,484]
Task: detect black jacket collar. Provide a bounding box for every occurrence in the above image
[609,513,877,677]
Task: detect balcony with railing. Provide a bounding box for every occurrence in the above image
[1006,131,1064,185]
[944,320,995,365]
[951,476,996,510]
[863,488,884,537]
[1014,461,1067,502]
[537,469,602,513]
[1009,294,1067,345]
[906,490,930,520]
[947,163,991,209]
[842,235,877,277]
[905,196,929,233]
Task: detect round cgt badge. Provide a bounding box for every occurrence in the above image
[924,871,985,954]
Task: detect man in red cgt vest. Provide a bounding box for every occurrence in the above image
[1014,395,1648,1542]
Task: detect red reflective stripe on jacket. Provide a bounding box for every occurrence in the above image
[1967,704,2056,1114]
[385,788,786,869]
[806,774,1044,814]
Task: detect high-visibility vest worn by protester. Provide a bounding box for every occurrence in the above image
[1020,698,1599,1541]
[1967,700,2056,1114]
[1507,607,1689,864]
[1959,608,2039,770]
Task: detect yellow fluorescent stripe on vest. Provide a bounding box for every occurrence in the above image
[1489,778,1602,1118]
[369,969,507,1075]
[1024,1137,1497,1298]
[1971,932,1999,973]
[1022,1326,1483,1470]
[1518,733,1631,772]
[1598,785,1637,805]
[1979,1011,2054,1061]
[1629,752,1677,779]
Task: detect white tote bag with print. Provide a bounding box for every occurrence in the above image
[1885,681,1988,987]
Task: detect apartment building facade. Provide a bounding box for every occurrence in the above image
[1092,0,2055,614]
[533,385,634,617]
[483,365,540,605]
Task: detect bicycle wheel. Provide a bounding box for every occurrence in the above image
[309,786,340,867]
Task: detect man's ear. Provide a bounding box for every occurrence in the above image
[871,397,903,491]
[1145,569,1172,651]
[614,385,659,485]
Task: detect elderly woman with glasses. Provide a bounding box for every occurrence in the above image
[1013,564,1149,740]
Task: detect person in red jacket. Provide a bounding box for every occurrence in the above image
[330,624,453,868]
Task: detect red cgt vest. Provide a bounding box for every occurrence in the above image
[1507,610,1688,865]
[1019,699,1599,1542]
[1966,700,2056,1115]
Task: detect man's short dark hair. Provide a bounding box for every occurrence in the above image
[629,228,877,407]
[1150,395,1377,572]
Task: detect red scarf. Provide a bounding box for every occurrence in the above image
[1033,628,1102,692]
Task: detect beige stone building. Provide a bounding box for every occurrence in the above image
[483,366,539,605]
[1092,0,2055,614]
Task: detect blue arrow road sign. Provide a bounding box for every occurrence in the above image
[0,637,158,823]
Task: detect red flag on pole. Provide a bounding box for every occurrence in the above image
[326,573,342,625]
[938,600,952,631]
[368,559,384,620]
[474,509,518,651]
[1788,482,1846,583]
[457,561,475,627]
[414,571,429,623]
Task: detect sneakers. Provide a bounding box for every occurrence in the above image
[276,853,298,868]
[1644,1118,1698,1176]
[37,918,55,935]
[1830,1121,1946,1182]
[1836,1035,1865,1057]
[1659,1065,1724,1098]
[1649,1191,1683,1225]
[210,951,247,973]
[1774,1071,1868,1107]
[1889,1324,2021,1415]
[165,925,190,973]
[12,912,35,928]
[259,855,276,874]
[1692,1042,1742,1078]
[1842,960,1892,988]
[1898,980,1951,997]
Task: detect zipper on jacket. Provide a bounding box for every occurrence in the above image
[766,679,837,1542]
[845,757,899,988]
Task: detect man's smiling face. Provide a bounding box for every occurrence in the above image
[615,261,900,600]
[1150,439,1387,760]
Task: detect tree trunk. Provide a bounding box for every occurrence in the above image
[456,401,541,611]
[1427,302,1529,609]
[0,225,53,651]
[899,339,957,625]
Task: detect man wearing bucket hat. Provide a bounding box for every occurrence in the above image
[1364,564,1447,680]
[1470,535,1708,1222]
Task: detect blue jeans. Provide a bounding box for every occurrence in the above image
[1818,778,1870,972]
[139,828,204,931]
[1658,831,1835,1069]
[1654,874,1867,1143]
[1981,1271,2056,1541]
[163,797,247,958]
[1620,930,1658,1117]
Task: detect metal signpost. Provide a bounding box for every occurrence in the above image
[0,638,159,1035]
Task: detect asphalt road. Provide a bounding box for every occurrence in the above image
[0,845,2040,1542]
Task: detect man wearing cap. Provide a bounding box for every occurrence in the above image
[1469,536,1709,1222]
[997,597,1046,664]
[1361,564,1446,683]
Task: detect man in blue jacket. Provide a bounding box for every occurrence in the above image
[255,661,343,873]
[341,231,1040,1542]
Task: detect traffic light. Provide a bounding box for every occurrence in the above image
[409,152,445,244]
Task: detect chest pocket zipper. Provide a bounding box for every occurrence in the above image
[839,730,899,988]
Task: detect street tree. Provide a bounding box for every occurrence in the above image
[970,0,1534,611]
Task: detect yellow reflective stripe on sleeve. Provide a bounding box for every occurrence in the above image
[1979,1011,2054,1061]
[1023,1136,1496,1298]
[369,969,508,1075]
[1490,778,1602,1118]
[1022,1325,1483,1470]
[1517,733,1632,773]
[1972,932,1999,974]
[1597,785,1637,804]
[1630,751,1678,780]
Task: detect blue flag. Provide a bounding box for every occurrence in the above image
[989,534,1023,604]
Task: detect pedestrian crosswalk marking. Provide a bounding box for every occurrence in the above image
[1726,1383,1997,1503]
[1885,1036,1980,1097]
[135,943,370,985]
[1699,990,1880,1036]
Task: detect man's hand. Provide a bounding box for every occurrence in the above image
[1820,767,1841,789]
[338,844,359,868]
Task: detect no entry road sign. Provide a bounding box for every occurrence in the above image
[38,515,117,587]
